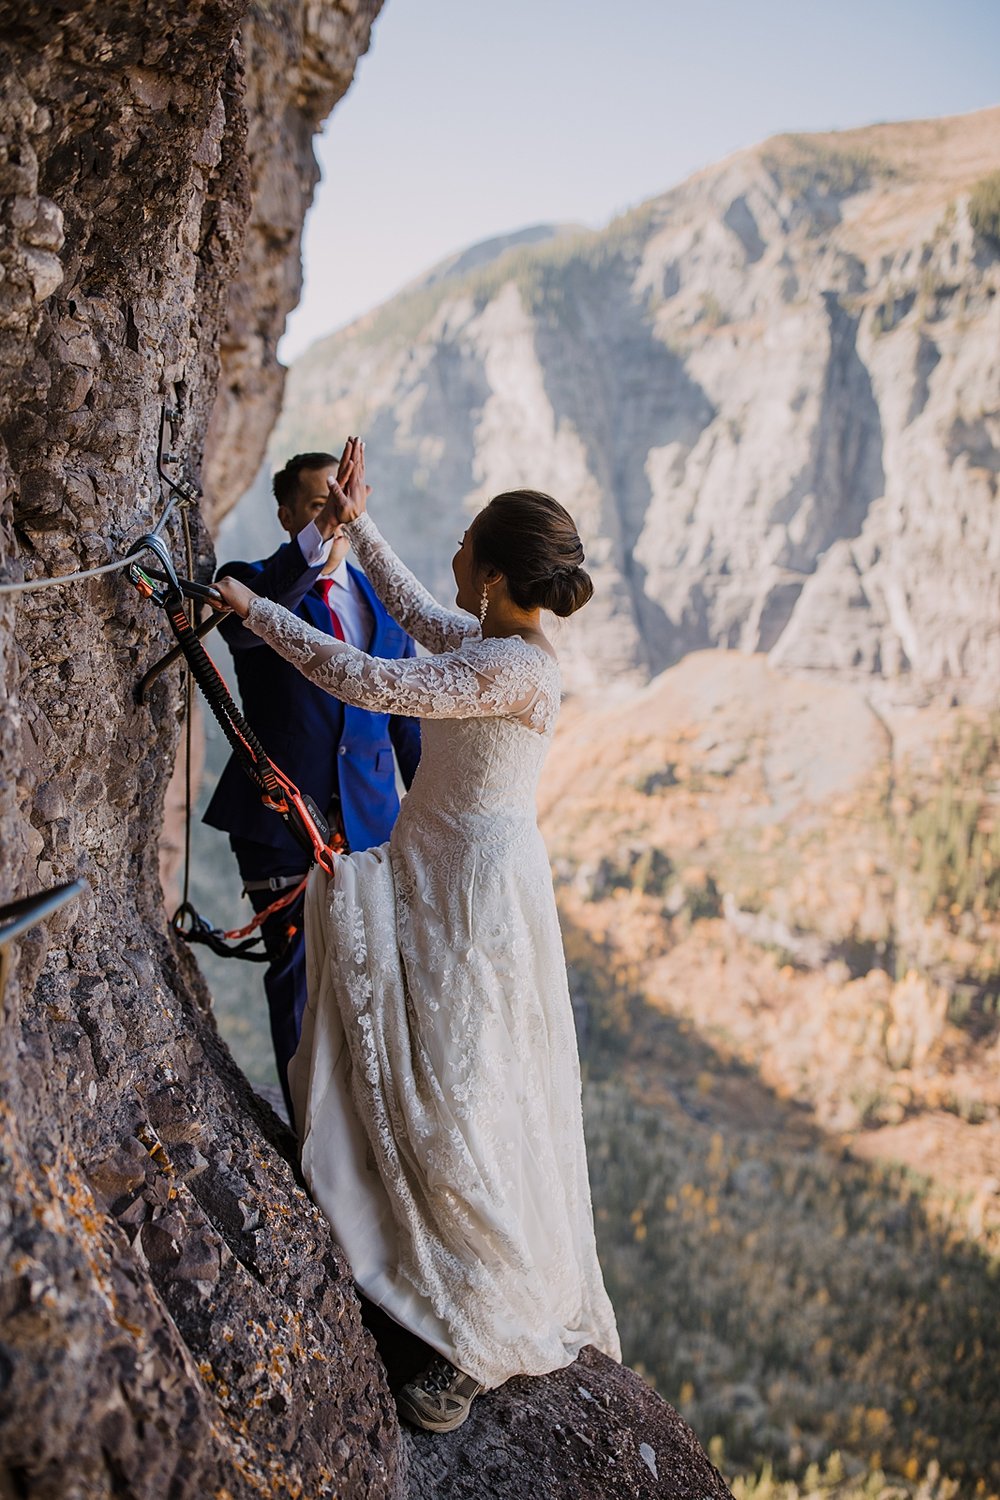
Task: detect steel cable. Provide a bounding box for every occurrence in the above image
[0,491,183,597]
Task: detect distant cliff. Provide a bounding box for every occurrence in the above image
[274,108,1000,701]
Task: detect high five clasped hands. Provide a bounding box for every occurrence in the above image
[213,436,369,621]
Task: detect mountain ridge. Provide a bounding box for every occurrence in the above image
[272,104,1000,701]
[298,104,1000,363]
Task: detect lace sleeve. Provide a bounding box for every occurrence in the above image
[344,512,479,654]
[245,597,558,730]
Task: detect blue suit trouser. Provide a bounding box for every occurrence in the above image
[230,835,310,1128]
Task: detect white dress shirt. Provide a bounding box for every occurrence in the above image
[297,521,373,649]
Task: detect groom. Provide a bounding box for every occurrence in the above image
[204,447,421,1121]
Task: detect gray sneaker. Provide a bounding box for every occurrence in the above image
[396,1356,485,1433]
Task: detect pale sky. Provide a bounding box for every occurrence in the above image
[280,0,1000,363]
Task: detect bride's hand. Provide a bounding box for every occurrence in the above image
[325,436,371,524]
[212,574,257,619]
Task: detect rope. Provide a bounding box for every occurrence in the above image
[180,505,195,913]
[0,490,184,597]
[0,554,147,595]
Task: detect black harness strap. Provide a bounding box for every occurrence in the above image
[171,901,272,962]
[163,593,280,800]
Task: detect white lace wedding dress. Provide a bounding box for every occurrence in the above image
[244,512,621,1389]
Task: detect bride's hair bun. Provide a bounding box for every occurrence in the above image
[471,490,594,618]
[541,563,593,618]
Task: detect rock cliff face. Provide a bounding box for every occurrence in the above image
[0,4,728,1497]
[274,108,1000,701]
[203,0,384,525]
[0,4,401,1495]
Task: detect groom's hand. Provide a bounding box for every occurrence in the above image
[313,440,355,539]
[321,436,370,528]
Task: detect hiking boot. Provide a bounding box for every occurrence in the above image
[396,1356,484,1433]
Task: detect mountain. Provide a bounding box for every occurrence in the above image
[272,107,1000,701]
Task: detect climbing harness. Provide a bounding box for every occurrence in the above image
[134,564,342,867]
[123,409,345,961]
[171,883,309,963]
[127,555,343,961]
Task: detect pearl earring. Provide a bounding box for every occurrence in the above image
[478,584,489,625]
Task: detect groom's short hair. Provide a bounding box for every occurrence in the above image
[273,452,337,509]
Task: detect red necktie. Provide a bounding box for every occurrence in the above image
[315,579,345,641]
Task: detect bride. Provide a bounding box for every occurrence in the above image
[214,439,620,1432]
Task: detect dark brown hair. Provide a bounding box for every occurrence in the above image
[471,489,593,617]
[273,452,337,509]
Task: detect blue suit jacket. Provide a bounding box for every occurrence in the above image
[202,536,421,858]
